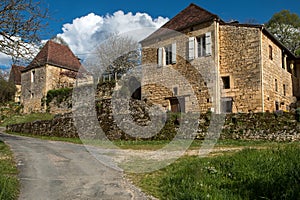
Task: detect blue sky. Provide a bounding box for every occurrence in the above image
[1,0,300,70]
[45,0,300,38]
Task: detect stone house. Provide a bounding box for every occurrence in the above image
[140,3,300,113]
[21,40,92,113]
[8,65,25,103]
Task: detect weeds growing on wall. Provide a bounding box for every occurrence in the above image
[45,88,73,111]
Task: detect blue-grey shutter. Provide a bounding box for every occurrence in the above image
[205,32,212,56]
[188,37,195,60]
[172,43,176,64]
[158,47,163,66]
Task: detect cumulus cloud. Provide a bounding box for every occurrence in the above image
[57,11,169,60]
[0,10,168,69]
[0,52,12,69]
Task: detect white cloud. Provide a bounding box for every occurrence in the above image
[57,11,169,60]
[0,52,12,68]
[0,11,169,69]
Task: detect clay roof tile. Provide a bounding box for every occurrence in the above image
[23,40,82,72]
[141,3,221,43]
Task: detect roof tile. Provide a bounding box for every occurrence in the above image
[24,40,82,72]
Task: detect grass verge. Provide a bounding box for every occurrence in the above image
[0,141,19,200]
[4,131,287,151]
[128,143,300,199]
[0,113,54,127]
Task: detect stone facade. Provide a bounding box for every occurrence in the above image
[21,40,92,113]
[141,4,300,114]
[219,25,262,113]
[141,21,218,113]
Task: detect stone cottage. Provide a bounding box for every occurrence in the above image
[140,3,300,114]
[8,65,25,103]
[21,40,92,113]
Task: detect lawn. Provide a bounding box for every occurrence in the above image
[0,113,54,127]
[0,141,19,200]
[128,143,300,199]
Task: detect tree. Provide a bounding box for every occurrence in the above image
[266,10,300,55]
[0,0,49,63]
[85,33,140,82]
[0,71,16,103]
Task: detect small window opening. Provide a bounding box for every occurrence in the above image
[221,76,230,89]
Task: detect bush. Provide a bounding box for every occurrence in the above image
[45,87,73,108]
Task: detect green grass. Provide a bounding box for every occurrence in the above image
[129,143,300,199]
[4,130,286,151]
[0,113,54,127]
[0,141,19,200]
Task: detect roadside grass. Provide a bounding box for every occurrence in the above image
[128,143,300,200]
[4,131,288,151]
[0,141,19,200]
[0,113,54,127]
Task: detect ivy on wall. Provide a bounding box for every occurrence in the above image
[43,88,73,111]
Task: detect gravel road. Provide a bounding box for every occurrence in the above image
[0,130,153,200]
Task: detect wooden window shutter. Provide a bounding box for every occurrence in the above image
[158,47,163,66]
[188,37,195,60]
[171,43,177,64]
[205,32,212,56]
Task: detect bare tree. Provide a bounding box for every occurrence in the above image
[86,33,140,82]
[0,0,49,63]
[51,36,69,47]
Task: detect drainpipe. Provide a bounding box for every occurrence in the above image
[215,20,221,114]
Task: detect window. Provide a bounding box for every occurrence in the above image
[173,87,178,96]
[221,76,230,89]
[221,97,233,113]
[275,101,279,111]
[31,93,34,99]
[282,53,287,69]
[197,35,206,57]
[165,45,172,65]
[283,84,286,96]
[158,43,176,66]
[188,32,211,60]
[269,45,273,60]
[31,71,35,83]
[275,79,278,92]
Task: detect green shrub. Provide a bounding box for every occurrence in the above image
[46,87,73,108]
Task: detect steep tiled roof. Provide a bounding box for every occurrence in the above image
[23,40,82,72]
[141,3,221,43]
[9,65,25,85]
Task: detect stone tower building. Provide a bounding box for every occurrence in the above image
[21,40,91,113]
[141,3,300,113]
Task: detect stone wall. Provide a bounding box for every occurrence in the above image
[7,100,300,142]
[219,24,262,113]
[261,34,295,112]
[141,21,217,113]
[21,67,47,113]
